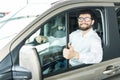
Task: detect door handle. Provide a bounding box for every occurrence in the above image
[103,65,120,75]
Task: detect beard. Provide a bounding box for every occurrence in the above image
[79,24,92,31]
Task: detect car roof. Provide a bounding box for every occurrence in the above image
[61,0,120,2]
[52,0,120,5]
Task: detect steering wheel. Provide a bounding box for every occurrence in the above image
[42,56,66,74]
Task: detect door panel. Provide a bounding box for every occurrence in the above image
[44,58,120,80]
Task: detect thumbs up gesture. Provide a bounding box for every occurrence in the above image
[63,43,79,59]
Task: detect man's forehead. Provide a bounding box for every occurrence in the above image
[79,14,91,17]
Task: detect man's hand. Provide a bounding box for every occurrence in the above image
[63,43,79,59]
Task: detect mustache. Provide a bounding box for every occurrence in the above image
[80,23,89,25]
[78,24,92,31]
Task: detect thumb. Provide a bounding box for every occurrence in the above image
[68,43,72,49]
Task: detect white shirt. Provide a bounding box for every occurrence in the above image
[69,28,103,66]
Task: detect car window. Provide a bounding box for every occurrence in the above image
[25,13,67,75]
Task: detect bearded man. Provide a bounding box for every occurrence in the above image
[63,9,103,66]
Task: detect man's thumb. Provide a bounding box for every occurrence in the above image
[68,43,72,49]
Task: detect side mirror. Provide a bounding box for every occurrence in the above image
[20,46,41,80]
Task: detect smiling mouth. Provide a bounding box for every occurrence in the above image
[80,24,88,27]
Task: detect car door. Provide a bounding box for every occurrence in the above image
[42,4,120,80]
[10,1,120,80]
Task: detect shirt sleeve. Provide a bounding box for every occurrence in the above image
[79,36,103,64]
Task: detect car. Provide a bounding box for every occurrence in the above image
[1,0,120,80]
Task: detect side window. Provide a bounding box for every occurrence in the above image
[25,13,67,75]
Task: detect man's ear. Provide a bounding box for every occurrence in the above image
[91,20,95,25]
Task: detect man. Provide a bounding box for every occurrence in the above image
[63,9,103,66]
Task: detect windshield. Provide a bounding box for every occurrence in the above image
[0,4,51,50]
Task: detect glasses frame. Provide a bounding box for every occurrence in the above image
[78,17,92,22]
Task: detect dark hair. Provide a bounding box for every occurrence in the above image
[78,9,95,20]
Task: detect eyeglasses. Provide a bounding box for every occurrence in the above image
[78,17,92,22]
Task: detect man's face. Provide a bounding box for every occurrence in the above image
[78,13,94,31]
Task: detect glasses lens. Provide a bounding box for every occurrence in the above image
[78,18,83,22]
[85,17,91,21]
[78,17,91,22]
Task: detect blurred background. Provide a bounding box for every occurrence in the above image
[0,0,59,19]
